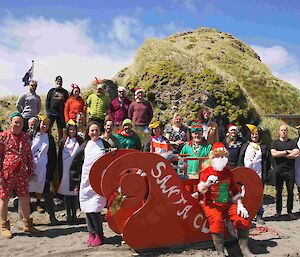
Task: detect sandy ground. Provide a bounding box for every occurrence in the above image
[1,193,300,257]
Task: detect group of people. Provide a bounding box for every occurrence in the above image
[0,75,300,256]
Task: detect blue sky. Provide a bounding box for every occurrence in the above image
[0,0,299,96]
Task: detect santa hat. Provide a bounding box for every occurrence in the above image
[210,142,228,157]
[227,123,238,132]
[135,87,145,95]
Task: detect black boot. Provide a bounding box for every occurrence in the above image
[211,233,225,257]
[64,196,72,224]
[71,196,79,224]
[237,229,254,257]
[44,193,59,225]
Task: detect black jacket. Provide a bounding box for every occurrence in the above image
[238,142,271,183]
[69,139,111,191]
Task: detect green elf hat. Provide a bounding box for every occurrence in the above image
[10,111,22,120]
[191,121,203,133]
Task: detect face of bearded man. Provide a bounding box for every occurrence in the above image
[212,157,228,171]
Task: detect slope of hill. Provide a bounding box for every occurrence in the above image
[113,27,300,138]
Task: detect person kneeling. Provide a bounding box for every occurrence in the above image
[197,142,253,257]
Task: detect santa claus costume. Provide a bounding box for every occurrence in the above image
[198,142,253,257]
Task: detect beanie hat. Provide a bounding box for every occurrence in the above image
[10,112,23,120]
[122,118,132,127]
[135,87,145,95]
[191,121,203,133]
[227,123,238,132]
[210,142,228,157]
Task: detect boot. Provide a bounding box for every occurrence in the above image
[211,233,225,257]
[44,193,59,225]
[237,229,254,257]
[23,218,40,234]
[90,233,103,247]
[1,220,13,239]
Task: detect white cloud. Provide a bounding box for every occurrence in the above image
[0,14,190,98]
[0,16,134,97]
[252,45,300,89]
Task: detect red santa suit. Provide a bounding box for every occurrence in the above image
[200,166,250,234]
[0,129,33,198]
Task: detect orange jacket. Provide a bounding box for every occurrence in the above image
[64,96,86,122]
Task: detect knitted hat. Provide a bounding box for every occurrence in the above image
[10,112,22,120]
[191,121,203,133]
[122,118,132,127]
[227,123,238,132]
[210,142,228,157]
[135,87,145,95]
[149,121,160,129]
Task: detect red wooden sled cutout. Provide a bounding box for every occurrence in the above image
[89,151,263,251]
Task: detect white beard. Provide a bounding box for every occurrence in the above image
[212,157,228,171]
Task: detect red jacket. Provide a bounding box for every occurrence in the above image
[64,96,86,122]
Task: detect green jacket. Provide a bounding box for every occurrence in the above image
[180,142,212,175]
[114,130,142,150]
[86,93,111,120]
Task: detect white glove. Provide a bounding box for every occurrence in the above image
[205,175,219,187]
[237,202,249,218]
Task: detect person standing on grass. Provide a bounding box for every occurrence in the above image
[270,124,299,220]
[64,84,86,123]
[0,112,39,239]
[16,79,41,132]
[128,87,153,132]
[108,86,131,127]
[46,75,69,141]
[86,83,111,132]
[69,121,111,246]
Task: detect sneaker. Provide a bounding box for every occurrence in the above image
[90,234,103,247]
[288,213,297,220]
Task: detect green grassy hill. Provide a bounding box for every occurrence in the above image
[113,27,299,139]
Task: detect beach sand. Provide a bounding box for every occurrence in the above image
[1,194,300,257]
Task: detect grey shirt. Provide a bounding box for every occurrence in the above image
[16,92,41,118]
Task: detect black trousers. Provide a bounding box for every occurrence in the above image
[86,212,103,236]
[275,172,295,214]
[64,195,78,219]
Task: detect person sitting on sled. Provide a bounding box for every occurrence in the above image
[197,142,253,257]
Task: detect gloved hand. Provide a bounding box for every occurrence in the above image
[205,175,219,187]
[237,202,249,218]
